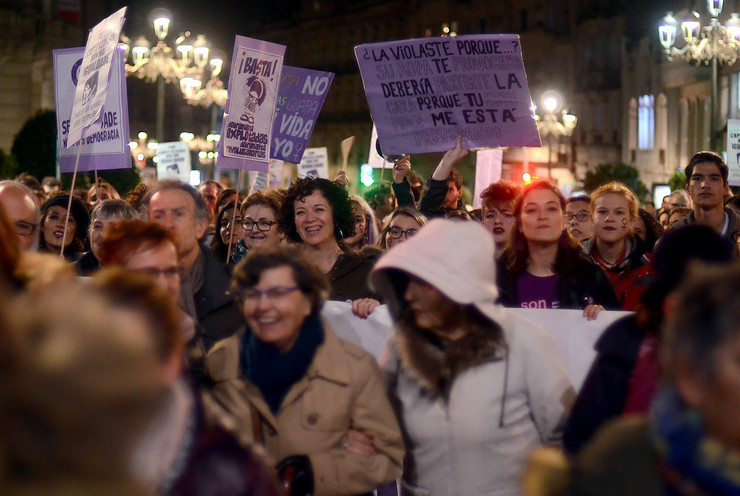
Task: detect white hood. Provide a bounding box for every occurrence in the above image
[370,218,508,325]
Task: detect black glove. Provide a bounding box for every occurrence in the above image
[277,455,314,496]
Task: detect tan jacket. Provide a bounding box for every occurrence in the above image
[203,325,404,496]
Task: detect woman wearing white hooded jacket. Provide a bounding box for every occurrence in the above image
[370,219,575,496]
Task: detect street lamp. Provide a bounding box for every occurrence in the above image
[658,0,740,151]
[536,91,578,180]
[129,131,158,168]
[120,9,227,142]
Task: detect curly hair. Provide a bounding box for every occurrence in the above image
[279,177,355,243]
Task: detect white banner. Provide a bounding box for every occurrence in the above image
[321,301,631,392]
[67,7,127,148]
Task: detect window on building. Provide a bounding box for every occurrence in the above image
[638,94,654,150]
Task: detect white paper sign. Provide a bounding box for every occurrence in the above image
[727,119,740,186]
[67,7,127,148]
[248,159,285,192]
[368,124,391,169]
[298,147,330,179]
[473,148,504,208]
[156,142,192,182]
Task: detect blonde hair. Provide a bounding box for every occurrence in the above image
[590,182,639,221]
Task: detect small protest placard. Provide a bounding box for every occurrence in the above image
[66,7,127,148]
[54,47,130,172]
[727,119,740,186]
[271,66,334,164]
[248,160,285,191]
[218,36,285,172]
[473,149,503,209]
[298,147,329,179]
[156,142,191,182]
[355,35,540,156]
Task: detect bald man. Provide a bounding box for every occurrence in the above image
[0,180,40,251]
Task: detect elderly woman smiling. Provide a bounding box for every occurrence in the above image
[203,245,404,496]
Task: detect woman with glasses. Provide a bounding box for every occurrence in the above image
[279,177,380,309]
[497,181,619,318]
[241,189,283,253]
[378,207,428,251]
[211,200,248,268]
[204,245,404,496]
[565,194,595,243]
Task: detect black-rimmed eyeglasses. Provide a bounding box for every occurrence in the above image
[565,211,590,222]
[242,219,276,232]
[387,226,418,239]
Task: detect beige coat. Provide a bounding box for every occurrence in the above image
[203,325,404,496]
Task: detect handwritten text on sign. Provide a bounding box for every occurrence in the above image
[355,35,540,155]
[271,66,334,164]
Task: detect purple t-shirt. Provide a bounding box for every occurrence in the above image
[517,272,560,309]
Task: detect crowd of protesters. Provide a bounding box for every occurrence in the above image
[1,144,740,496]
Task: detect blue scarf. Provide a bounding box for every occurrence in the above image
[240,314,324,414]
[650,387,740,495]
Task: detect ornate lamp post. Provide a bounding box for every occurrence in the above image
[536,90,577,180]
[120,8,227,142]
[658,0,740,151]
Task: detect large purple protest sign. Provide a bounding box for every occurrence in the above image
[270,66,334,163]
[355,35,541,155]
[218,36,285,172]
[53,47,130,172]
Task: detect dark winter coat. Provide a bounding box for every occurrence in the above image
[496,255,620,310]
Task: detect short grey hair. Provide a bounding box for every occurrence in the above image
[89,199,139,233]
[144,179,209,222]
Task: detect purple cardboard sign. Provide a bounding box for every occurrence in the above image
[355,35,541,155]
[53,46,131,172]
[270,66,334,164]
[217,35,286,172]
